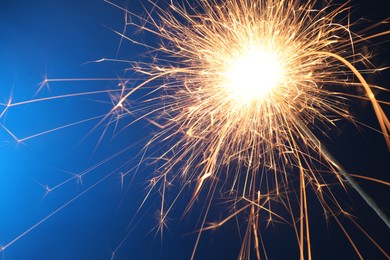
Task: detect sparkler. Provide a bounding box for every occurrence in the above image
[105,0,390,258]
[1,0,389,259]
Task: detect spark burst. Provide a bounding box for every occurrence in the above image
[106,0,390,258]
[0,0,389,259]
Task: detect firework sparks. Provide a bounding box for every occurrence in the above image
[105,0,390,258]
[0,0,389,259]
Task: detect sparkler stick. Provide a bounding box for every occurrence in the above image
[294,116,390,229]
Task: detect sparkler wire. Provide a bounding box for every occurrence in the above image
[295,117,390,229]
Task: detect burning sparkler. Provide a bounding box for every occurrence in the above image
[105,0,390,258]
[1,0,389,259]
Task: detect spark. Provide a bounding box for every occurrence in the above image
[108,0,390,259]
[0,0,388,259]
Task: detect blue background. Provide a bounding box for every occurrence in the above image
[0,0,389,259]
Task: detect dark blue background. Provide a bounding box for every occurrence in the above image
[0,0,389,259]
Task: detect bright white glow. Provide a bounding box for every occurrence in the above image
[224,47,283,103]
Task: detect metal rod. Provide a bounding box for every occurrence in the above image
[295,117,390,229]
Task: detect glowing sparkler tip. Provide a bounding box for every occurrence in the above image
[223,46,283,103]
